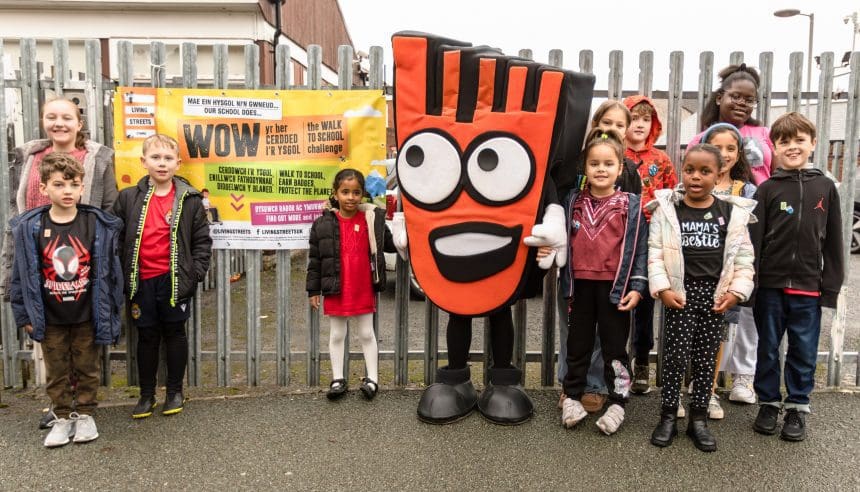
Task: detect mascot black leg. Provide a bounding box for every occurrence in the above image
[477,306,534,425]
[416,315,478,424]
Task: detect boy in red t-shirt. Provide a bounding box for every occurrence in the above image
[113,134,211,419]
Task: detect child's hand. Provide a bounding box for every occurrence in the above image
[535,246,554,259]
[310,295,320,310]
[713,292,740,313]
[23,324,33,335]
[659,289,685,310]
[617,291,642,311]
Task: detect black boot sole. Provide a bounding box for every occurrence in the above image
[779,431,806,442]
[753,423,778,435]
[650,429,677,447]
[687,430,717,452]
[416,407,474,425]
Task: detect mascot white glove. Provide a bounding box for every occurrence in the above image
[523,203,568,269]
[391,212,409,260]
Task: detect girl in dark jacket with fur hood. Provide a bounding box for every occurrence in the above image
[307,169,395,401]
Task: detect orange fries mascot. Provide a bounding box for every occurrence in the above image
[391,32,594,424]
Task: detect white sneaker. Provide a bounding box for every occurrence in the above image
[561,398,587,428]
[596,404,625,435]
[72,413,99,443]
[44,417,75,448]
[708,394,725,420]
[729,374,757,404]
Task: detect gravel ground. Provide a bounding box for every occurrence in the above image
[0,390,858,490]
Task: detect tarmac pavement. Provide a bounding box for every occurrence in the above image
[1,389,859,490]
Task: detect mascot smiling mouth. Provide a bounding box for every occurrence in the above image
[428,222,523,283]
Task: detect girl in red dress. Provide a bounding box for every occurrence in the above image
[307,169,395,400]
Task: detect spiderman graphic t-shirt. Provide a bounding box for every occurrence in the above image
[39,212,95,325]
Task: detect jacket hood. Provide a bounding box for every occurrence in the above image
[623,95,662,149]
[647,187,758,223]
[10,203,123,230]
[770,167,825,182]
[134,175,201,196]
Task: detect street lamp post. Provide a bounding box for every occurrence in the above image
[774,8,815,115]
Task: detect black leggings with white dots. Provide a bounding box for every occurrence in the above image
[660,278,724,411]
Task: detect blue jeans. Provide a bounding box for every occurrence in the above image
[557,288,608,394]
[753,288,821,412]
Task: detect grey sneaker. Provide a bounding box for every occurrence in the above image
[631,365,651,394]
[39,407,57,429]
[44,417,75,448]
[72,413,99,443]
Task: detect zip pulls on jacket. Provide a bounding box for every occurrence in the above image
[788,173,804,289]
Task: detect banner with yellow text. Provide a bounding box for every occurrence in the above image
[113,87,387,249]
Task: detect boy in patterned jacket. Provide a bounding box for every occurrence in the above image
[623,95,678,396]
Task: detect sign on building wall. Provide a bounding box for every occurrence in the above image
[113,87,387,249]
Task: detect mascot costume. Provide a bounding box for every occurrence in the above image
[390,32,594,424]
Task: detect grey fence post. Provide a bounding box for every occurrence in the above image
[787,52,803,113]
[539,48,564,387]
[729,51,744,66]
[814,52,834,172]
[639,51,654,99]
[20,39,40,142]
[608,50,623,101]
[829,52,860,387]
[242,44,262,386]
[336,44,353,380]
[423,299,439,385]
[275,43,293,387]
[52,39,69,96]
[307,44,322,386]
[758,53,774,126]
[181,42,202,387]
[0,39,17,389]
[697,52,714,132]
[579,50,593,75]
[84,40,104,145]
[116,40,138,386]
[212,44,232,387]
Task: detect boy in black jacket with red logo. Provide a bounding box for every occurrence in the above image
[113,134,211,419]
[749,112,844,442]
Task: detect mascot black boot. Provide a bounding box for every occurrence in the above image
[478,366,533,425]
[417,366,478,424]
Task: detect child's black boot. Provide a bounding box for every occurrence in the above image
[477,366,533,425]
[417,366,477,424]
[687,407,717,452]
[650,406,678,447]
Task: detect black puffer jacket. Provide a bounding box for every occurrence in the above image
[112,176,212,305]
[306,203,395,297]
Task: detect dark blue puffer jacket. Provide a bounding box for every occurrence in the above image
[9,204,124,345]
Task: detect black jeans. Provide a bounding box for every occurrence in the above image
[563,280,632,406]
[447,305,514,370]
[137,321,188,397]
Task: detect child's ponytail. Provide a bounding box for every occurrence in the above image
[583,127,625,163]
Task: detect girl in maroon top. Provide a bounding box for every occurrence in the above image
[555,130,649,436]
[308,169,394,401]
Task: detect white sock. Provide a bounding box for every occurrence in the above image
[329,316,348,381]
[354,313,379,383]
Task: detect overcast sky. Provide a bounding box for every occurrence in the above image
[339,0,859,93]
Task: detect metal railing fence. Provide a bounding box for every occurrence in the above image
[0,38,857,390]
